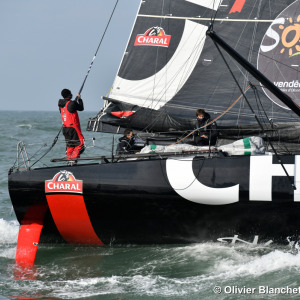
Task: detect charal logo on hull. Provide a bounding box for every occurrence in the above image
[134,27,171,47]
[45,170,83,194]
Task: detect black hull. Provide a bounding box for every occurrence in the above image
[8,155,300,245]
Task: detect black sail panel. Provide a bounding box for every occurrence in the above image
[88,0,300,135]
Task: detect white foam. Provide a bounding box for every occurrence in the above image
[0,247,17,259]
[16,124,32,129]
[8,275,198,298]
[4,243,300,298]
[214,249,300,278]
[145,243,300,283]
[0,219,19,244]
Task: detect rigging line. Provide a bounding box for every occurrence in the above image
[173,26,208,95]
[272,60,299,102]
[34,1,119,165]
[26,143,48,162]
[244,0,262,87]
[232,0,259,53]
[213,41,296,190]
[252,85,291,153]
[30,1,119,167]
[168,85,251,146]
[158,28,205,105]
[128,10,218,114]
[30,126,63,168]
[218,2,259,116]
[229,0,260,124]
[252,84,273,128]
[168,100,299,121]
[254,86,296,119]
[138,24,207,112]
[76,0,119,98]
[129,31,208,131]
[137,14,273,22]
[253,86,270,132]
[219,33,300,75]
[210,0,220,28]
[268,0,272,20]
[148,29,207,108]
[150,0,166,110]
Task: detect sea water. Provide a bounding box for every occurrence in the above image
[1,111,300,299]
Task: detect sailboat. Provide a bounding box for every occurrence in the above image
[8,0,300,257]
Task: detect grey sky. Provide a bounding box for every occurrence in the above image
[1,0,140,111]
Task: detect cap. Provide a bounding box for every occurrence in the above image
[61,89,72,99]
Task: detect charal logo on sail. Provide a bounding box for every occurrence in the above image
[134,26,171,47]
[45,170,83,194]
[258,1,300,109]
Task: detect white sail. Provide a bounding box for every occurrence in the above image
[110,20,207,110]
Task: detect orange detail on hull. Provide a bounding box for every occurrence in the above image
[15,203,47,269]
[46,194,103,245]
[15,223,43,268]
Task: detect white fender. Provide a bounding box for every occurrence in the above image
[166,157,239,205]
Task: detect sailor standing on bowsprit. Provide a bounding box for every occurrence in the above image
[58,89,85,165]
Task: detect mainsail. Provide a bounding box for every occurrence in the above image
[88,0,300,143]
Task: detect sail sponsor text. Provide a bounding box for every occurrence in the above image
[134,27,171,47]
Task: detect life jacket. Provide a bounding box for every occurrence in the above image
[60,101,81,130]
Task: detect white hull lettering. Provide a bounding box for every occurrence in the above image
[166,157,239,205]
[167,155,300,204]
[249,155,298,201]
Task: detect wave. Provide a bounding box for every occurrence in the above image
[0,219,19,244]
[2,242,300,299]
[16,124,33,129]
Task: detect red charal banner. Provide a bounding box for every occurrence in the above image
[45,171,83,194]
[134,26,171,47]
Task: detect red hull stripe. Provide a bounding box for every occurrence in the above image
[46,194,104,245]
[229,0,246,14]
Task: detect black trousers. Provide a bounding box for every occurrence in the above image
[194,136,210,146]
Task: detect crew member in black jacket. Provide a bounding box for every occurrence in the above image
[194,109,218,146]
[116,129,136,154]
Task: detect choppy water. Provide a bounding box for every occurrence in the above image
[1,111,300,299]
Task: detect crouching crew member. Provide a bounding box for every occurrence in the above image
[194,109,218,146]
[58,89,85,163]
[116,129,136,154]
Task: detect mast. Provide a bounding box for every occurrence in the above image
[206,29,300,118]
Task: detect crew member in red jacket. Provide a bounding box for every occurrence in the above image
[58,89,85,164]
